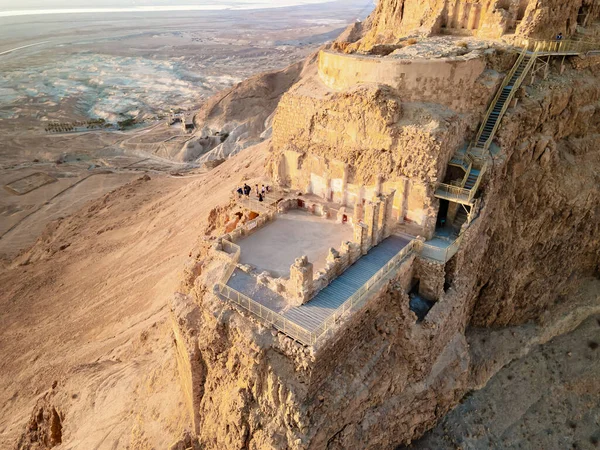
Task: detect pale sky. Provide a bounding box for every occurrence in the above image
[0,0,334,10]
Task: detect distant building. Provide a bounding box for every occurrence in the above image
[169,113,183,126]
[183,115,195,133]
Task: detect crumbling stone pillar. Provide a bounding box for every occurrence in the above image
[354,198,364,223]
[324,173,332,202]
[374,173,384,197]
[339,241,352,272]
[273,153,286,186]
[353,222,369,255]
[341,164,349,206]
[446,202,460,225]
[416,257,445,302]
[364,200,381,248]
[326,247,341,277]
[381,190,396,240]
[290,256,313,306]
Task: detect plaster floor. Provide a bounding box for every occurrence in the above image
[237,209,354,277]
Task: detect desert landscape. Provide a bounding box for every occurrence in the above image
[0,0,369,260]
[1,0,599,449]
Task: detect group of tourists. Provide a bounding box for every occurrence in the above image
[236,183,270,202]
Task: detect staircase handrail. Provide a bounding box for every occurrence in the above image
[421,233,465,263]
[311,239,419,343]
[467,161,489,202]
[460,157,474,188]
[219,239,241,284]
[483,47,539,153]
[435,183,473,203]
[215,282,315,345]
[471,47,527,152]
[513,36,600,54]
[476,46,539,155]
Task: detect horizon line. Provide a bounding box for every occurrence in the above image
[0,2,339,18]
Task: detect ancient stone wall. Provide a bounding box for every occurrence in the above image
[273,150,437,235]
[308,253,417,394]
[414,256,446,301]
[318,50,487,112]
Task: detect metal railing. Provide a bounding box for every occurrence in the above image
[472,43,542,155]
[215,283,315,344]
[215,238,418,346]
[237,195,276,213]
[469,161,488,194]
[449,154,470,172]
[219,239,240,284]
[513,37,600,54]
[472,47,527,152]
[434,183,475,204]
[481,48,538,154]
[421,233,464,263]
[437,45,537,205]
[309,239,419,343]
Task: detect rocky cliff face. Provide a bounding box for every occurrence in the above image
[173,54,600,450]
[271,84,466,185]
[348,0,600,52]
[468,57,600,327]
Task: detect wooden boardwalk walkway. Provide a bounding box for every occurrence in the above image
[281,235,411,332]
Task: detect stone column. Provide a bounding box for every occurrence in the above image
[374,174,384,197]
[365,200,381,248]
[363,201,376,251]
[376,198,386,245]
[382,190,396,240]
[354,222,369,256]
[290,256,313,306]
[354,198,364,223]
[324,172,332,202]
[274,153,286,186]
[447,202,460,225]
[339,241,352,272]
[341,163,349,206]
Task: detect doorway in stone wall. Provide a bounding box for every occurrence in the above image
[436,199,450,229]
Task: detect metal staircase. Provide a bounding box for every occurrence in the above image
[453,207,469,233]
[470,49,538,158]
[435,47,539,205]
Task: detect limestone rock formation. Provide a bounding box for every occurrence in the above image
[348,0,600,52]
[180,57,315,163]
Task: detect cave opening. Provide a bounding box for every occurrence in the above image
[577,6,590,26]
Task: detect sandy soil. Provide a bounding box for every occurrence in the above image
[0,143,269,448]
[237,209,354,277]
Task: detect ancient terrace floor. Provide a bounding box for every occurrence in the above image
[215,199,416,346]
[237,210,354,277]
